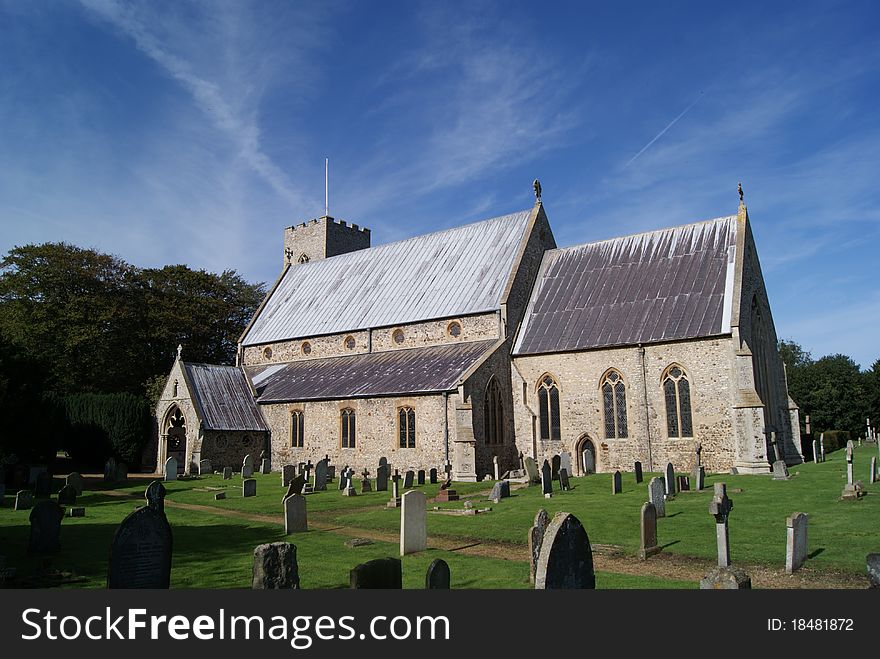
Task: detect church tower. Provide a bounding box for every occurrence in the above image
[282,215,371,267]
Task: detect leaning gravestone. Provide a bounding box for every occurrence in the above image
[28,500,64,554]
[611,470,622,494]
[528,509,551,585]
[665,463,675,496]
[541,460,553,496]
[648,477,665,517]
[400,490,427,555]
[283,493,308,534]
[534,512,595,589]
[639,502,661,560]
[559,468,571,491]
[489,480,510,503]
[252,542,300,589]
[164,457,177,482]
[282,464,296,487]
[429,468,438,485]
[199,459,212,476]
[222,467,233,480]
[57,484,77,506]
[772,460,790,481]
[243,478,257,497]
[524,456,540,483]
[107,481,172,588]
[785,512,808,574]
[634,461,643,484]
[65,472,85,497]
[350,557,402,589]
[15,490,34,511]
[34,471,52,498]
[403,470,415,489]
[425,558,451,589]
[375,463,388,492]
[313,458,328,491]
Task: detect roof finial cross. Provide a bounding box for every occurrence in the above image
[176,344,182,359]
[737,182,744,203]
[533,179,542,202]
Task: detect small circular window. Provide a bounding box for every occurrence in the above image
[301,341,312,355]
[263,347,273,359]
[392,329,405,344]
[345,336,356,350]
[447,321,461,337]
[242,435,250,446]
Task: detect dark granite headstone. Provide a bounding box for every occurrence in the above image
[284,474,306,501]
[612,470,622,494]
[551,454,561,480]
[107,481,172,588]
[403,470,415,489]
[283,493,307,534]
[313,459,328,491]
[14,490,34,511]
[375,463,389,491]
[252,542,300,589]
[559,468,571,491]
[534,512,595,589]
[282,464,296,487]
[417,469,425,485]
[541,460,553,495]
[677,475,690,491]
[57,484,77,506]
[639,502,661,560]
[489,479,510,502]
[350,557,402,589]
[243,478,256,497]
[199,459,212,476]
[429,468,438,484]
[634,461,643,484]
[338,466,349,490]
[222,467,233,480]
[665,463,676,496]
[28,500,63,554]
[260,458,271,475]
[425,558,451,589]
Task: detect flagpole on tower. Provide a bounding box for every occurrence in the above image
[325,158,329,217]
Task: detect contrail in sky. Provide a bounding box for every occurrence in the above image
[626,92,704,166]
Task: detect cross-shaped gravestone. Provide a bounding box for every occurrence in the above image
[361,468,372,493]
[708,483,734,568]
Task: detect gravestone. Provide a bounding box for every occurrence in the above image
[868,554,880,589]
[692,466,705,491]
[700,483,751,589]
[812,439,819,463]
[375,462,388,492]
[285,474,306,501]
[103,459,116,483]
[283,493,308,534]
[841,442,864,499]
[199,459,212,476]
[400,490,427,555]
[820,433,825,462]
[260,458,271,475]
[676,475,690,491]
[665,463,675,496]
[559,468,571,491]
[34,471,51,498]
[524,456,540,483]
[327,465,336,481]
[67,507,85,517]
[785,512,808,574]
[65,472,85,497]
[648,477,665,517]
[871,457,877,484]
[303,460,313,482]
[541,460,553,496]
[222,467,233,480]
[115,463,128,481]
[425,558,451,589]
[0,482,5,503]
[611,470,622,494]
[551,454,561,480]
[338,466,349,491]
[417,469,426,486]
[846,441,855,484]
[528,509,551,585]
[493,455,500,481]
[634,461,643,484]
[361,469,372,493]
[560,452,572,477]
[534,512,595,589]
[639,502,661,560]
[582,448,595,474]
[489,480,510,503]
[242,478,256,497]
[282,464,296,487]
[214,492,225,500]
[164,457,178,482]
[28,500,64,554]
[772,460,790,481]
[57,484,77,506]
[15,490,34,511]
[429,468,438,485]
[242,455,254,478]
[313,459,328,491]
[107,481,172,588]
[403,470,415,489]
[252,542,300,589]
[350,557,402,589]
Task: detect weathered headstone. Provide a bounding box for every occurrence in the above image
[665,463,675,496]
[534,512,595,589]
[338,466,349,490]
[582,448,595,474]
[242,478,256,497]
[15,490,34,511]
[282,464,296,487]
[350,557,402,589]
[361,468,372,493]
[214,492,225,500]
[417,469,426,486]
[871,457,877,484]
[524,456,540,483]
[812,439,819,463]
[222,467,233,480]
[164,456,178,482]
[65,472,85,497]
[634,461,643,484]
[103,458,116,483]
[846,440,855,484]
[528,509,551,585]
[559,468,571,491]
[841,442,864,499]
[700,483,750,589]
[785,512,808,574]
[868,554,880,588]
[648,477,665,518]
[199,459,212,476]
[303,460,312,481]
[283,493,307,534]
[772,460,790,481]
[403,470,415,489]
[425,558,451,589]
[400,490,427,555]
[259,458,270,475]
[57,484,77,506]
[819,433,825,462]
[429,468,438,484]
[34,471,51,498]
[611,470,622,494]
[639,502,661,560]
[551,454,561,480]
[242,454,254,478]
[560,452,572,477]
[489,479,510,503]
[107,481,172,589]
[285,474,306,501]
[691,465,705,491]
[375,462,388,492]
[541,460,553,496]
[28,500,64,554]
[252,542,300,589]
[313,458,328,491]
[493,455,500,481]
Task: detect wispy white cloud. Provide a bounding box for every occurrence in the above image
[625,92,704,166]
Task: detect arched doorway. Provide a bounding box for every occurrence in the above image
[163,406,187,474]
[576,435,596,475]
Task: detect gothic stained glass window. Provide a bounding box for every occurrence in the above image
[290,411,304,448]
[538,375,561,441]
[602,383,615,438]
[601,370,628,439]
[341,409,356,448]
[663,365,693,438]
[398,407,416,448]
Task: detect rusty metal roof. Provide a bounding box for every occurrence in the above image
[183,362,269,431]
[248,340,498,403]
[241,209,533,346]
[513,216,738,355]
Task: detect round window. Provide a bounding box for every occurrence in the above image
[447,321,461,337]
[302,342,312,355]
[263,347,273,359]
[392,329,404,344]
[345,336,356,350]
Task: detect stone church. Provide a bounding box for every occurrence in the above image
[153,185,802,480]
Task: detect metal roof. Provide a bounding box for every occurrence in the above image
[248,340,498,403]
[241,209,533,346]
[513,216,738,355]
[183,362,269,431]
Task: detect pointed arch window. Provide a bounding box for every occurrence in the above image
[341,408,356,448]
[601,370,628,439]
[290,410,304,448]
[663,365,693,438]
[537,375,561,441]
[484,377,504,445]
[398,407,416,448]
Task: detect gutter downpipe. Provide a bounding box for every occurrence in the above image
[639,344,654,472]
[443,391,449,464]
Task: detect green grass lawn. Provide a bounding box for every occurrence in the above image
[1,444,877,588]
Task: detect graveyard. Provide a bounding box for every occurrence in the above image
[0,444,877,589]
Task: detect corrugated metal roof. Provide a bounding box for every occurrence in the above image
[241,209,533,346]
[514,216,737,355]
[248,340,498,403]
[183,362,269,431]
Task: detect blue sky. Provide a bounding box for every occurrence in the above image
[1,1,879,367]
